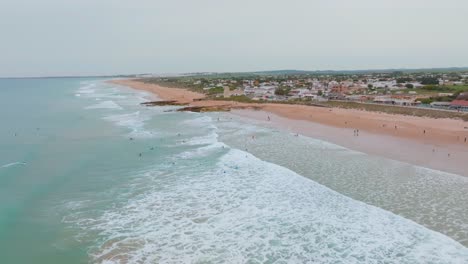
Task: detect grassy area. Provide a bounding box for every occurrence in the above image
[207,87,224,95]
[420,84,468,93]
[395,85,468,96]
[212,95,257,103]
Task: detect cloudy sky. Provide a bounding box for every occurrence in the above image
[1,0,467,77]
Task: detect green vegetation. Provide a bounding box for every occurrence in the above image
[275,87,291,96]
[417,98,433,104]
[415,85,468,96]
[207,87,224,95]
[218,95,255,103]
[414,87,468,104]
[397,77,413,83]
[419,77,439,85]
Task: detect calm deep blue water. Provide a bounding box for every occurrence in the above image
[0,78,467,263]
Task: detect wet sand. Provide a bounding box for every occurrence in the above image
[111,79,468,176]
[234,110,468,177]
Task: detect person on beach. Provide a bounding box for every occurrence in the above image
[267,116,270,121]
[423,130,426,134]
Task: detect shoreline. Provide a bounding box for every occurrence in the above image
[111,79,468,176]
[233,109,468,177]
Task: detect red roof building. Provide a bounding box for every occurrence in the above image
[451,100,468,107]
[450,92,468,108]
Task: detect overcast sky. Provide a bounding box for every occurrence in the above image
[1,0,468,77]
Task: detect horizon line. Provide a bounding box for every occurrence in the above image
[1,66,468,79]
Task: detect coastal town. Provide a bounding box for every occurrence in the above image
[141,70,468,112]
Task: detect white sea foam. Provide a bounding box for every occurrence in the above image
[181,115,213,125]
[184,131,219,146]
[1,162,26,168]
[85,101,123,110]
[77,83,96,94]
[69,82,468,262]
[103,111,157,138]
[103,111,148,129]
[65,146,468,263]
[77,89,95,94]
[177,142,227,159]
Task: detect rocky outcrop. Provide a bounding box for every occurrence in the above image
[177,105,232,112]
[141,100,188,106]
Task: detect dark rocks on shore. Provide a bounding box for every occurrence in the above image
[141,100,188,106]
[177,105,232,112]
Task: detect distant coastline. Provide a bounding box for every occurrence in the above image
[3,66,468,79]
[111,79,468,177]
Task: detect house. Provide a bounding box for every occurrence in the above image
[373,96,394,104]
[438,93,454,97]
[392,99,417,106]
[450,93,468,110]
[289,88,309,97]
[372,80,397,89]
[430,102,452,108]
[408,82,424,88]
[223,86,243,98]
[330,85,349,94]
[346,95,368,102]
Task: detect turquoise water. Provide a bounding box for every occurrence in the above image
[0,78,467,263]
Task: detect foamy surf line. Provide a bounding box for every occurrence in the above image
[85,101,123,110]
[1,162,26,168]
[69,82,468,262]
[65,145,468,263]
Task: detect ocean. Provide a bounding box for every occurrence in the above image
[0,78,467,263]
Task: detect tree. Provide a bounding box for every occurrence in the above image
[405,83,414,89]
[317,90,323,96]
[418,98,433,104]
[275,87,291,96]
[419,77,439,85]
[397,77,412,83]
[368,84,373,89]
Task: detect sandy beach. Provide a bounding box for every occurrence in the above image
[112,79,468,176]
